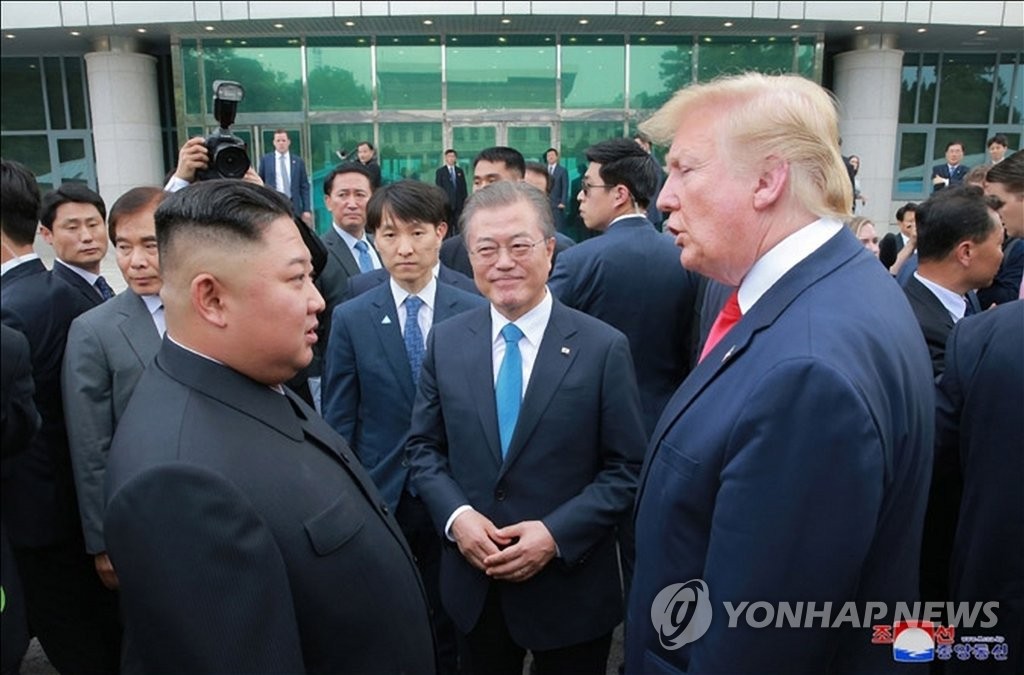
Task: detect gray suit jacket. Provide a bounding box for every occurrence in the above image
[63,290,161,554]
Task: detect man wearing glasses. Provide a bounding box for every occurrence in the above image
[408,181,646,675]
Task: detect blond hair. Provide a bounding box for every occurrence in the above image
[639,72,852,218]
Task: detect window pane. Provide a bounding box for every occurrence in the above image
[307,39,373,111]
[918,54,938,123]
[934,129,988,165]
[796,38,816,79]
[2,58,46,131]
[507,126,551,163]
[57,138,88,184]
[698,37,795,81]
[377,38,441,110]
[937,54,995,124]
[561,37,624,109]
[65,57,88,129]
[203,41,302,113]
[183,40,202,116]
[309,123,374,234]
[44,57,67,130]
[452,126,497,177]
[0,135,52,191]
[629,38,692,111]
[895,132,927,195]
[446,35,555,109]
[899,54,919,124]
[379,122,443,184]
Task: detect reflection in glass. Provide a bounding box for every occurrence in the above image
[379,122,443,184]
[183,41,202,115]
[896,132,927,194]
[452,126,497,183]
[57,138,88,184]
[203,43,302,113]
[508,127,551,164]
[796,39,816,79]
[918,54,939,123]
[698,37,796,81]
[65,57,88,129]
[447,36,555,109]
[44,57,67,130]
[377,41,441,110]
[899,55,919,124]
[561,38,624,109]
[2,58,46,131]
[994,53,1021,125]
[937,54,995,124]
[307,44,372,110]
[0,135,52,191]
[630,39,692,110]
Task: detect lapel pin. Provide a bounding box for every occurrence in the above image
[382,315,392,325]
[561,347,571,355]
[722,345,736,362]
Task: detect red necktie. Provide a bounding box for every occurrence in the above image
[700,290,742,362]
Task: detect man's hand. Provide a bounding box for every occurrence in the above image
[932,174,948,187]
[174,137,209,182]
[483,520,557,582]
[451,510,510,572]
[301,211,313,227]
[242,167,264,186]
[94,552,119,590]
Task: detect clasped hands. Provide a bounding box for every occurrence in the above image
[451,510,556,583]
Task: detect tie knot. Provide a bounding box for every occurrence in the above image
[405,295,423,316]
[94,275,115,300]
[501,323,524,345]
[354,240,368,253]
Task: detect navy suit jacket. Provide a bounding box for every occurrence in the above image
[435,165,468,227]
[104,340,435,673]
[322,282,486,510]
[51,261,103,310]
[344,264,480,301]
[257,152,311,216]
[626,228,935,674]
[938,301,1023,674]
[931,163,969,191]
[1,259,95,547]
[549,215,700,435]
[549,164,569,210]
[407,299,646,650]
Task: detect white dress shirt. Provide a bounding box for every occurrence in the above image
[914,272,969,323]
[1,252,40,277]
[141,293,166,337]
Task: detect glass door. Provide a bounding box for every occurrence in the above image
[506,125,552,165]
[452,125,498,185]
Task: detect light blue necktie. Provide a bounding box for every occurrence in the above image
[403,296,425,382]
[354,240,373,273]
[277,154,290,195]
[495,323,524,458]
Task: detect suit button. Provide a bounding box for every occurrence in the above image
[380,502,390,515]
[495,488,507,501]
[401,457,410,468]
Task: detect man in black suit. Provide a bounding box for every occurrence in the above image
[409,181,645,675]
[39,183,113,308]
[545,148,570,232]
[938,300,1023,674]
[1,160,121,673]
[435,148,468,235]
[104,179,435,673]
[932,140,969,191]
[879,202,917,271]
[256,128,312,225]
[356,140,382,188]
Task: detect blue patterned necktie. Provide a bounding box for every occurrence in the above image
[354,240,373,273]
[495,323,524,458]
[403,296,425,383]
[94,275,115,301]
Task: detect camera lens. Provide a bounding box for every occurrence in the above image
[215,145,250,179]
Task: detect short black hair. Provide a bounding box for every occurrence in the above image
[444,148,457,157]
[366,180,447,233]
[357,141,374,151]
[945,140,964,152]
[545,147,559,157]
[109,187,166,243]
[524,162,551,192]
[987,134,1008,147]
[324,162,375,194]
[896,202,917,222]
[1,159,42,246]
[155,180,292,270]
[985,150,1023,193]
[916,186,998,262]
[39,183,106,231]
[585,138,660,209]
[473,146,525,178]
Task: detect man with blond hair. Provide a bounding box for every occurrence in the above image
[626,73,934,672]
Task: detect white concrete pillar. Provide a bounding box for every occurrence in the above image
[834,34,903,232]
[85,41,163,205]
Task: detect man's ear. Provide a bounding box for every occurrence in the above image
[39,225,54,245]
[437,221,449,239]
[191,273,229,329]
[752,157,789,211]
[953,238,975,269]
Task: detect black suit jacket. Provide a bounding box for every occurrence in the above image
[104,340,435,673]
[408,300,646,650]
[903,275,978,377]
[1,259,95,547]
[435,165,468,230]
[932,163,969,191]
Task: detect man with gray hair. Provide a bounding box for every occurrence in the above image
[627,73,934,672]
[409,181,645,675]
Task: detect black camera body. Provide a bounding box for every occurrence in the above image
[196,80,251,181]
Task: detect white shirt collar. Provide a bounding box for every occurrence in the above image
[390,275,437,315]
[490,287,553,350]
[333,223,369,249]
[738,217,843,314]
[0,252,40,276]
[913,272,967,323]
[55,257,101,286]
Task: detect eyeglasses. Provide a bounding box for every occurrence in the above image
[580,182,615,196]
[470,238,547,264]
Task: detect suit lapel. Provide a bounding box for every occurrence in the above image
[498,301,578,476]
[369,285,415,404]
[324,229,362,277]
[117,292,161,364]
[464,310,503,466]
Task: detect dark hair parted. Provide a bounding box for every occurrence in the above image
[473,146,526,178]
[896,202,918,222]
[461,180,554,240]
[585,138,660,209]
[323,162,375,194]
[39,183,106,231]
[366,180,448,233]
[916,185,999,262]
[108,187,166,244]
[985,150,1023,193]
[524,162,552,192]
[1,159,42,246]
[154,180,293,269]
[986,134,1008,148]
